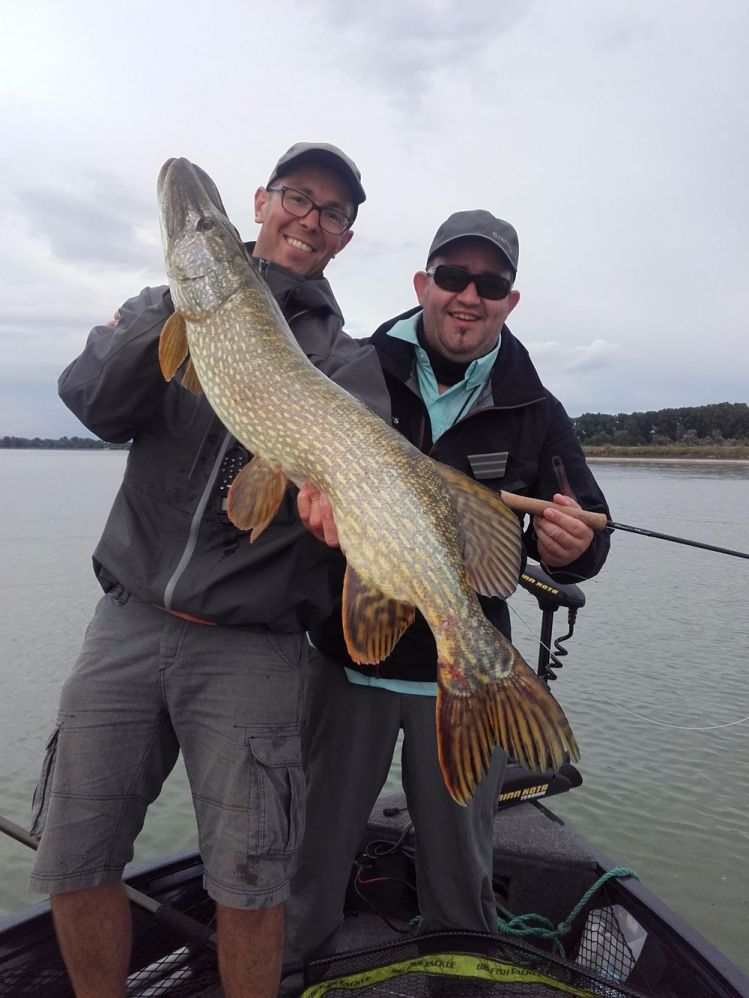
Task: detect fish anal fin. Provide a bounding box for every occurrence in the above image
[342,565,415,665]
[181,359,203,394]
[226,455,288,540]
[159,312,189,381]
[436,640,579,805]
[434,463,522,599]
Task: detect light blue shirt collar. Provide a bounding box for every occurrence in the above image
[387,312,500,440]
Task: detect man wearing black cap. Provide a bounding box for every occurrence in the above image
[283,210,610,982]
[254,141,366,278]
[29,143,389,998]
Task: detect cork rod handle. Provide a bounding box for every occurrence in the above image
[499,491,609,531]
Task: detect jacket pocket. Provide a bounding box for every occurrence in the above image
[29,725,61,840]
[246,733,305,856]
[107,585,132,607]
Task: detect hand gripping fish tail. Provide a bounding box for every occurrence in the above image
[157,157,580,805]
[436,616,580,806]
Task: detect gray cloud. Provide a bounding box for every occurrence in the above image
[1,0,746,438]
[315,0,535,103]
[527,339,624,376]
[0,378,84,439]
[0,303,108,332]
[11,172,161,270]
[320,0,531,44]
[563,340,624,374]
[350,236,421,260]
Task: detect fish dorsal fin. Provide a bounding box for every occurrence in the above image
[159,312,189,381]
[342,564,416,665]
[181,359,203,395]
[226,455,288,541]
[433,463,522,598]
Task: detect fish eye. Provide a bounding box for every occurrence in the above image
[196,217,215,232]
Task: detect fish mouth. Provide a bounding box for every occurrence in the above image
[159,158,230,239]
[157,157,177,200]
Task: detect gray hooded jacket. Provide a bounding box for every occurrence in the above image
[58,255,390,630]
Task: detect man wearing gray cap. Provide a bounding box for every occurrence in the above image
[283,209,610,983]
[28,142,389,998]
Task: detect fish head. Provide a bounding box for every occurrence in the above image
[158,157,251,319]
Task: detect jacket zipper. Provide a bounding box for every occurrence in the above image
[163,430,233,610]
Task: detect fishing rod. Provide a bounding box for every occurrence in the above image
[499,492,749,561]
[0,814,217,951]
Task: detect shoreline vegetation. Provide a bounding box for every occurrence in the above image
[572,402,748,460]
[3,403,748,459]
[1,436,129,450]
[585,445,749,460]
[3,440,748,461]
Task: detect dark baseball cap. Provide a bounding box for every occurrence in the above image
[428,210,519,273]
[267,142,366,212]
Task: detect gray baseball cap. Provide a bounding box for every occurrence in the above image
[428,210,519,273]
[267,142,366,212]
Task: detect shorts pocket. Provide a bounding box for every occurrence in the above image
[247,733,305,856]
[29,725,61,840]
[267,631,308,673]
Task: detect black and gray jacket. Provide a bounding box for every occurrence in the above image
[58,252,390,630]
[310,306,611,681]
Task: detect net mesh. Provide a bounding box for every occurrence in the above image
[0,896,220,997]
[300,931,649,997]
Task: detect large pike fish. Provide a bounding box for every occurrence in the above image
[157,157,579,804]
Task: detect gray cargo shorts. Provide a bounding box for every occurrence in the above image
[29,592,308,909]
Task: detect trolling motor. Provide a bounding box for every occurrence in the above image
[518,562,586,684]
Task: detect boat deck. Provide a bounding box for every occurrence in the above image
[1,790,747,997]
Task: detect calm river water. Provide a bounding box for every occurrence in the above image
[0,451,747,975]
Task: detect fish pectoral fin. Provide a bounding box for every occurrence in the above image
[181,359,203,394]
[433,463,522,599]
[342,565,415,665]
[158,312,189,381]
[435,635,579,806]
[226,456,288,540]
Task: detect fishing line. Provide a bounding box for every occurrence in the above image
[593,695,749,731]
[508,601,749,732]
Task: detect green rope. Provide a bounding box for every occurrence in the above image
[497,866,640,958]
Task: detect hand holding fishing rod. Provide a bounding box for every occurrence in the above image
[499,491,749,561]
[524,493,596,569]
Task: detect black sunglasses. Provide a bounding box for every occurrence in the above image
[425,264,513,301]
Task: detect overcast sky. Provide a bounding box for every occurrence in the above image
[2,0,747,437]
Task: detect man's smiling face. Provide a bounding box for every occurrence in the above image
[252,163,354,277]
[413,238,520,363]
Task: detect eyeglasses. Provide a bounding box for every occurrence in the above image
[425,264,513,301]
[267,186,353,235]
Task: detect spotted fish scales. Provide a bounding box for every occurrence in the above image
[158,157,579,804]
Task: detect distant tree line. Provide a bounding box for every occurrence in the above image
[1,436,129,450]
[4,403,749,451]
[573,402,749,447]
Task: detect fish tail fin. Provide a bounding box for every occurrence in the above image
[436,628,579,806]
